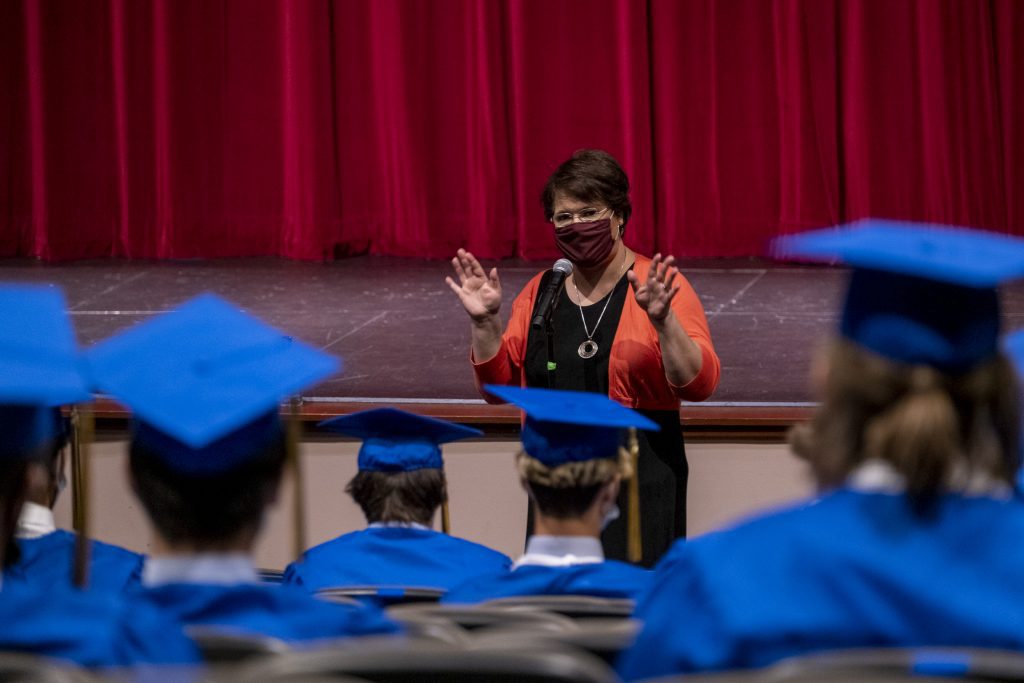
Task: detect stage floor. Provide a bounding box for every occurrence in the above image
[5,256,1024,411]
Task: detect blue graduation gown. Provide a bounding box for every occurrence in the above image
[6,530,143,593]
[618,489,1024,680]
[283,527,511,593]
[0,582,199,667]
[443,560,651,603]
[136,582,400,643]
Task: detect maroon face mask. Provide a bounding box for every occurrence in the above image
[554,218,615,269]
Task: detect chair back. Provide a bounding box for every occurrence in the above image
[481,596,635,620]
[470,618,640,666]
[259,568,286,584]
[655,647,1024,682]
[186,626,289,664]
[0,652,98,683]
[386,603,577,634]
[316,586,444,608]
[225,640,618,683]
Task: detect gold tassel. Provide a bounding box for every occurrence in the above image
[441,500,451,535]
[627,427,642,564]
[70,406,93,588]
[286,398,306,560]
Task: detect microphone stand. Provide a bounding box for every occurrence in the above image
[544,314,557,389]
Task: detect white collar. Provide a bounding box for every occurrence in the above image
[847,459,1013,500]
[368,522,432,531]
[16,502,56,540]
[142,553,259,587]
[514,535,604,569]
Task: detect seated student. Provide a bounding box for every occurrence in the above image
[283,407,511,593]
[0,284,198,667]
[619,221,1024,679]
[4,413,144,592]
[85,293,399,644]
[1004,330,1024,493]
[444,386,656,604]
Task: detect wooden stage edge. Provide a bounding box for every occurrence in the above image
[89,397,816,444]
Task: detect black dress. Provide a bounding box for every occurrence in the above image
[523,269,688,568]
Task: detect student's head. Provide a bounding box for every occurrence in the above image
[484,385,657,533]
[318,407,482,529]
[791,339,1020,501]
[128,421,287,551]
[516,447,630,522]
[347,468,446,526]
[776,221,1024,510]
[23,412,70,509]
[0,406,72,569]
[84,293,341,553]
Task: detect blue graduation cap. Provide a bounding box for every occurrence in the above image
[1004,329,1024,377]
[483,385,659,468]
[84,293,340,475]
[0,284,89,460]
[773,219,1024,371]
[319,408,482,472]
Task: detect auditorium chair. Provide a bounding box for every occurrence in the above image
[223,639,619,683]
[469,617,641,666]
[0,652,98,683]
[385,603,578,634]
[480,595,635,620]
[186,626,289,664]
[316,586,445,607]
[656,647,1024,682]
[258,569,286,584]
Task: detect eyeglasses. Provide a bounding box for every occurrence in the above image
[550,206,612,228]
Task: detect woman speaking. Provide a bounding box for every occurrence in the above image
[447,150,720,565]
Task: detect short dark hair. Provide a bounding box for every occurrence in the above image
[0,460,28,569]
[346,469,446,526]
[129,434,287,548]
[542,149,632,233]
[526,480,603,519]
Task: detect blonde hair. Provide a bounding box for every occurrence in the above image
[790,339,1020,505]
[515,446,634,489]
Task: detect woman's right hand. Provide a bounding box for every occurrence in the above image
[446,248,502,322]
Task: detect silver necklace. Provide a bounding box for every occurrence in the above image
[572,252,629,359]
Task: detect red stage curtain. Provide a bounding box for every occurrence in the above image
[2,0,1022,261]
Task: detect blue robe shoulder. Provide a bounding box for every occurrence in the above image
[7,530,143,593]
[443,560,651,604]
[619,489,1024,680]
[136,582,400,644]
[0,582,198,667]
[283,528,511,593]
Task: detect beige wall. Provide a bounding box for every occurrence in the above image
[55,437,816,569]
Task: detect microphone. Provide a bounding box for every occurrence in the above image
[531,259,573,331]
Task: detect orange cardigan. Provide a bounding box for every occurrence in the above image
[472,253,720,410]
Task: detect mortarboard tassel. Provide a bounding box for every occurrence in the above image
[627,427,642,564]
[287,398,307,559]
[70,405,93,588]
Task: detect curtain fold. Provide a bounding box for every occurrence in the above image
[2,0,1021,261]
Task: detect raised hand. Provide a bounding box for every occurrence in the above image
[627,253,681,323]
[446,248,502,322]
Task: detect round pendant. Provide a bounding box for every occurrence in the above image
[578,339,598,359]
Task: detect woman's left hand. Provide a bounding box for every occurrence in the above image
[627,253,681,324]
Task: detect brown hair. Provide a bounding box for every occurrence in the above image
[516,448,633,519]
[347,469,447,526]
[0,460,28,569]
[542,149,632,234]
[790,339,1021,509]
